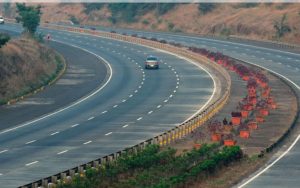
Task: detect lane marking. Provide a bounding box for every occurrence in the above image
[137,117,143,121]
[148,111,153,114]
[105,132,113,136]
[0,40,113,135]
[122,99,126,103]
[25,161,38,166]
[122,124,129,128]
[71,123,79,128]
[25,140,36,145]
[57,150,68,155]
[134,90,138,93]
[50,131,59,136]
[129,94,133,98]
[157,105,162,108]
[0,150,8,154]
[88,116,94,121]
[164,100,168,103]
[113,105,118,108]
[83,141,92,145]
[238,135,300,187]
[101,110,107,114]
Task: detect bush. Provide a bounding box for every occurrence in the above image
[107,3,175,23]
[142,19,150,25]
[198,3,216,15]
[69,15,80,25]
[234,3,259,9]
[168,22,175,31]
[0,33,10,48]
[83,3,104,14]
[273,13,291,39]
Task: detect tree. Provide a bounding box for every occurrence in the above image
[15,3,42,34]
[0,33,10,48]
[198,3,216,15]
[273,13,291,39]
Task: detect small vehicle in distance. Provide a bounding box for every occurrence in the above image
[0,16,4,24]
[145,55,159,69]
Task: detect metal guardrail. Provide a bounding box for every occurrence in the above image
[12,23,231,188]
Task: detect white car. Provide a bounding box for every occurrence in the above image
[0,16,4,24]
[145,56,160,69]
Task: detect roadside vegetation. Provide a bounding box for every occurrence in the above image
[0,3,65,105]
[58,144,243,188]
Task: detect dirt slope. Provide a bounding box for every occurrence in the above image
[1,3,300,44]
[0,36,61,104]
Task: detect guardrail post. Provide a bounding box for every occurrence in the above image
[69,169,75,177]
[171,130,175,142]
[31,183,38,188]
[51,176,57,184]
[158,135,163,146]
[60,173,66,181]
[42,179,48,187]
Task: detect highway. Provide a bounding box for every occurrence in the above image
[0,24,216,187]
[1,22,300,187]
[94,26,300,187]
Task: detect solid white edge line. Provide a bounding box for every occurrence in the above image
[25,161,39,166]
[0,39,113,135]
[238,135,300,188]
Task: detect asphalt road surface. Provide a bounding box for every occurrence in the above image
[92,24,300,188]
[0,24,215,187]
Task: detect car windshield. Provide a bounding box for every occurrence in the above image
[147,57,157,61]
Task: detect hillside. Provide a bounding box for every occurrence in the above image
[0,36,64,104]
[1,3,300,44]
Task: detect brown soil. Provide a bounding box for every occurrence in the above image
[1,3,298,44]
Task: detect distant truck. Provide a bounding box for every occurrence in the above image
[0,16,4,24]
[145,55,160,69]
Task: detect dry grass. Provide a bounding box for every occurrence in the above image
[0,36,59,103]
[1,3,295,44]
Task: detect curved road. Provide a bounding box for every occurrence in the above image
[0,24,215,187]
[93,25,300,188]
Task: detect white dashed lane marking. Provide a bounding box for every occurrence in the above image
[83,141,92,145]
[101,111,107,114]
[88,116,94,121]
[25,140,36,145]
[157,105,162,108]
[137,117,143,121]
[25,161,38,166]
[105,132,113,136]
[50,131,59,136]
[113,105,118,108]
[71,124,79,128]
[57,150,68,155]
[0,150,8,154]
[148,111,153,114]
[122,124,129,128]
